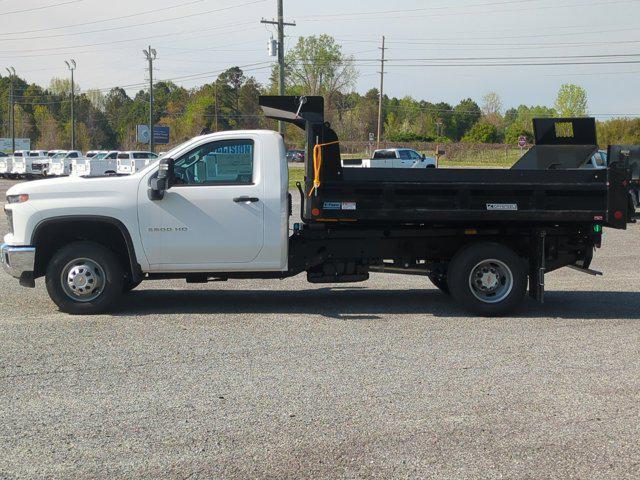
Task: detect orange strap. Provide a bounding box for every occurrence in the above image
[308,140,340,197]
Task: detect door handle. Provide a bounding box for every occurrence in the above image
[233,196,259,203]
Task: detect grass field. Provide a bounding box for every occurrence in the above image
[289,147,524,187]
[289,165,305,189]
[438,148,523,168]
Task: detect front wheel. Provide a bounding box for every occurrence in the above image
[46,241,124,314]
[447,242,527,316]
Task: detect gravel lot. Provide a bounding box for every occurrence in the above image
[1,177,639,479]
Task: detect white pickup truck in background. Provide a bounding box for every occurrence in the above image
[12,150,50,178]
[116,151,158,175]
[0,152,16,178]
[342,148,437,169]
[72,151,117,177]
[49,150,82,176]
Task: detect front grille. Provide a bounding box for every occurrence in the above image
[32,163,43,171]
[5,208,13,234]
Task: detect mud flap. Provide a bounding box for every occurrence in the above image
[529,230,546,303]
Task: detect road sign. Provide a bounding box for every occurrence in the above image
[0,138,30,153]
[518,135,527,149]
[154,126,170,145]
[368,132,375,142]
[137,125,170,145]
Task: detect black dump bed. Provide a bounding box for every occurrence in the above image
[260,96,632,230]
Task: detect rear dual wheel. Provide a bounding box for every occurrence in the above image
[447,242,527,316]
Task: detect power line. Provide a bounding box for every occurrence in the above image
[298,0,544,19]
[301,0,640,22]
[0,0,203,35]
[0,0,267,42]
[0,21,259,55]
[0,0,83,16]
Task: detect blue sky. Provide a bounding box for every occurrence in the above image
[3,0,640,118]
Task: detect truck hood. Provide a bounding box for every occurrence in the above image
[6,174,141,199]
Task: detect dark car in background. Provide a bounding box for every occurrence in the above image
[286,149,305,162]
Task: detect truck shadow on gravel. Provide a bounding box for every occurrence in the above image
[110,288,640,320]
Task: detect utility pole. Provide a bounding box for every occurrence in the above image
[143,46,157,153]
[214,81,219,131]
[65,60,76,149]
[376,36,386,148]
[261,0,295,135]
[5,67,15,153]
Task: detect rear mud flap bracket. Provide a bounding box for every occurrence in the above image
[529,230,546,303]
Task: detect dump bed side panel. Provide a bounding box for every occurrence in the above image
[307,168,611,226]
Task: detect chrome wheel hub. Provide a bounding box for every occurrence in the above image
[469,259,513,304]
[61,258,105,302]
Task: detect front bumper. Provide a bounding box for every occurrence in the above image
[1,243,36,285]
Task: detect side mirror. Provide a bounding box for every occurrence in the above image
[148,157,175,200]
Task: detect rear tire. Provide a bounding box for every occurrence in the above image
[46,241,124,315]
[447,242,526,316]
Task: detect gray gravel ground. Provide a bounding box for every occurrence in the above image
[1,177,639,479]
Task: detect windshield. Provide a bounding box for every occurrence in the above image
[52,153,65,159]
[93,153,107,160]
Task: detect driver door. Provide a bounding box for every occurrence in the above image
[138,137,264,270]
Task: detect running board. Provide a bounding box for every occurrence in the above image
[568,265,603,276]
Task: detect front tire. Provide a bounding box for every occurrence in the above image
[447,242,527,316]
[46,241,124,314]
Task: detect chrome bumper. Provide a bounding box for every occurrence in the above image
[1,243,36,280]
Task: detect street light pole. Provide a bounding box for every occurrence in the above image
[64,60,76,150]
[143,46,157,153]
[5,67,15,153]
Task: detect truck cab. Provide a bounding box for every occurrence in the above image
[2,130,288,313]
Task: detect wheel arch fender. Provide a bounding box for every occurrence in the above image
[31,215,142,282]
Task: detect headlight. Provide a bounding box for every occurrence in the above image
[7,194,29,204]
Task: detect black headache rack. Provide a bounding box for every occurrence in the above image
[511,117,598,170]
[259,96,631,230]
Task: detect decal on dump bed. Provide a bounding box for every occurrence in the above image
[486,203,518,211]
[323,201,357,211]
[323,202,341,210]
